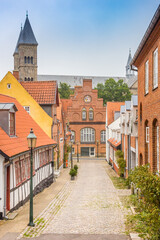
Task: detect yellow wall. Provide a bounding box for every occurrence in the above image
[0,72,53,138]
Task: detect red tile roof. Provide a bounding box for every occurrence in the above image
[21,81,58,105]
[108,138,121,148]
[0,94,56,158]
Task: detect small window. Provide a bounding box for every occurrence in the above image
[89,108,94,120]
[146,127,149,143]
[72,147,75,154]
[7,84,11,89]
[31,57,33,64]
[82,108,86,120]
[9,112,15,136]
[24,56,27,64]
[23,106,30,114]
[153,48,158,89]
[145,60,149,94]
[25,77,27,81]
[31,78,33,81]
[71,131,75,143]
[28,77,30,81]
[101,130,106,142]
[28,56,30,64]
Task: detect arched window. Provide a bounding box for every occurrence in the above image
[89,108,94,120]
[31,78,33,81]
[71,131,75,143]
[31,57,33,64]
[152,119,159,173]
[101,130,106,143]
[28,77,30,81]
[81,128,95,143]
[24,56,27,64]
[139,153,143,166]
[140,103,142,122]
[82,108,86,120]
[145,120,149,164]
[25,77,27,81]
[28,56,30,64]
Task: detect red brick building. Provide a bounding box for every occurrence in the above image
[62,79,106,157]
[131,5,160,173]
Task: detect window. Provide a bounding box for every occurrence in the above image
[23,106,30,114]
[24,56,27,64]
[145,60,149,94]
[9,112,15,136]
[31,57,33,64]
[89,108,93,120]
[81,128,95,143]
[7,84,11,89]
[72,147,75,154]
[101,130,106,142]
[28,56,30,64]
[71,131,75,142]
[82,108,86,120]
[146,127,149,143]
[28,77,30,81]
[153,48,158,89]
[31,78,33,81]
[25,77,27,81]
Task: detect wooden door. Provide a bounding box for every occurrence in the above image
[6,166,10,211]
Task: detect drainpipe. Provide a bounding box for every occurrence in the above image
[3,162,10,219]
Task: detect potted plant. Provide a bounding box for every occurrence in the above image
[74,164,78,173]
[69,168,77,180]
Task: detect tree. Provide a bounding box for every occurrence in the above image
[58,82,74,99]
[96,78,132,104]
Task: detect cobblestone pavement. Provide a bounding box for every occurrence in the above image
[18,160,129,239]
[44,160,126,235]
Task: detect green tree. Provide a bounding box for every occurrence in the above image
[58,82,73,99]
[96,78,132,104]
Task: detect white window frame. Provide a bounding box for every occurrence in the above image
[101,130,106,142]
[23,106,30,114]
[81,128,95,143]
[72,147,75,154]
[89,108,93,120]
[7,83,11,89]
[145,60,149,94]
[71,131,75,143]
[82,108,86,120]
[153,48,158,89]
[146,127,149,143]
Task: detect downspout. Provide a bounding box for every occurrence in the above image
[3,161,10,219]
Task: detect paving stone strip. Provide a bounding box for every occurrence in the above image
[17,180,74,239]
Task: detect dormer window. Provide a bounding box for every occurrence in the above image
[9,112,15,136]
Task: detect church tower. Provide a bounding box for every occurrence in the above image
[13,14,38,81]
[126,49,134,78]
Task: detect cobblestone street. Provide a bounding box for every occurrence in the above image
[17,159,129,240]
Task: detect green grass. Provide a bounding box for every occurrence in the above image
[111,176,129,189]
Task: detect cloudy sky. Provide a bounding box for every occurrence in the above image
[0,0,159,80]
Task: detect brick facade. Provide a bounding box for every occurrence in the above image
[62,79,106,157]
[132,7,160,173]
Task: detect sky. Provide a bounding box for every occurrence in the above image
[0,0,159,80]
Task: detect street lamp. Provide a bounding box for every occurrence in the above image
[27,128,37,227]
[76,141,79,162]
[96,140,99,158]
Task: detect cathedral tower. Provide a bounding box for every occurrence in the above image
[13,14,38,81]
[126,49,134,78]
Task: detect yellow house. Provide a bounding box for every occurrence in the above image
[0,72,53,138]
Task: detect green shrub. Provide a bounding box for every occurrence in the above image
[69,168,77,177]
[127,165,160,239]
[115,150,126,177]
[74,164,78,172]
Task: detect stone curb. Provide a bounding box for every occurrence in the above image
[130,233,143,240]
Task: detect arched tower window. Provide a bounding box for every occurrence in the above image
[82,108,86,120]
[31,57,33,64]
[24,56,27,64]
[152,119,159,173]
[25,77,27,81]
[89,108,94,120]
[28,77,30,81]
[31,78,33,81]
[28,56,30,64]
[81,128,95,143]
[144,120,149,164]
